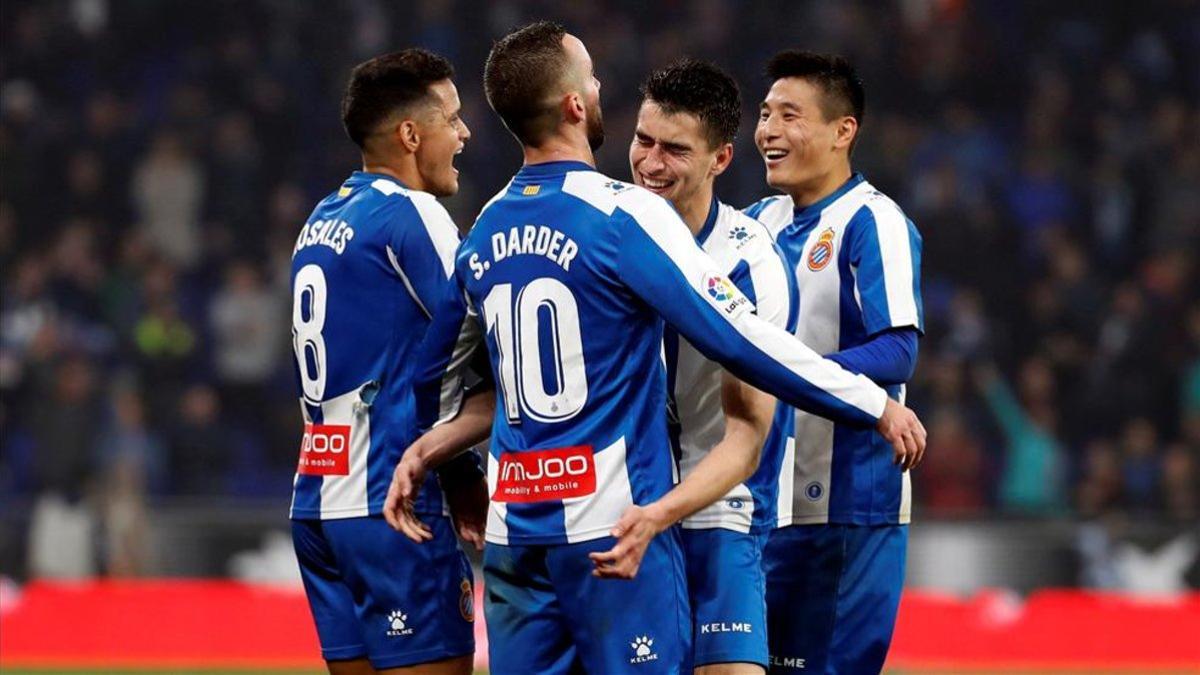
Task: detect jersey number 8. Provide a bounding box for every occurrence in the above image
[293,264,327,403]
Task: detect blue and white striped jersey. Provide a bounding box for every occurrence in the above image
[667,197,798,533]
[414,161,888,546]
[288,171,461,520]
[745,173,924,527]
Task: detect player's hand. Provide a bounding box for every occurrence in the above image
[876,398,927,471]
[384,448,434,543]
[445,475,488,552]
[588,504,668,580]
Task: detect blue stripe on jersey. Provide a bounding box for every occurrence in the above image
[664,328,684,466]
[696,194,720,245]
[728,258,756,307]
[742,195,784,221]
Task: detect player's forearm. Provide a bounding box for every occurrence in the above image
[827,328,919,385]
[414,389,495,470]
[647,420,764,529]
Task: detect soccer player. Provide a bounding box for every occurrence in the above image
[744,52,925,674]
[390,23,924,675]
[288,49,486,675]
[628,60,794,674]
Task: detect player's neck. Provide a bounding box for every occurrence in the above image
[787,163,853,209]
[523,133,595,169]
[361,155,424,191]
[675,184,715,237]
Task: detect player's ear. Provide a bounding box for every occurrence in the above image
[710,142,734,177]
[398,119,420,153]
[834,116,858,151]
[562,92,585,125]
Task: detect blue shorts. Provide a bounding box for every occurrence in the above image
[291,515,475,669]
[763,524,907,674]
[483,529,691,674]
[681,528,769,667]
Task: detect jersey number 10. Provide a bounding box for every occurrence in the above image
[483,278,589,424]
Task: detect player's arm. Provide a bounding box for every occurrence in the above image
[839,201,925,387]
[827,327,919,386]
[590,374,773,579]
[645,229,790,526]
[614,197,924,463]
[385,387,494,547]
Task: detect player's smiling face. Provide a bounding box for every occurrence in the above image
[415,79,471,197]
[755,77,845,194]
[630,100,724,212]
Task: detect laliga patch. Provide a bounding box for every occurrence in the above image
[701,271,752,320]
[297,422,351,475]
[493,446,596,502]
[807,228,836,271]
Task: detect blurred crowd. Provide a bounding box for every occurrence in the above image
[1,0,1197,574]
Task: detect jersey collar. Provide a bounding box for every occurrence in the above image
[349,171,409,190]
[695,194,720,246]
[516,160,596,179]
[792,172,865,222]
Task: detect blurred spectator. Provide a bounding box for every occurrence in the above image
[1119,418,1163,512]
[915,410,987,515]
[209,260,284,423]
[167,384,233,496]
[1077,440,1123,517]
[96,386,159,576]
[976,361,1065,513]
[30,356,101,501]
[131,131,205,269]
[1161,444,1197,520]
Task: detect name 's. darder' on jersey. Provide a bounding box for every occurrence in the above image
[745,174,924,527]
[288,172,461,520]
[412,161,888,546]
[666,198,797,534]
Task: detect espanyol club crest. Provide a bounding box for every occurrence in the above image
[459,578,474,622]
[807,228,836,271]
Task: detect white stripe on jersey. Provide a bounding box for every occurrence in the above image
[318,383,372,519]
[408,191,462,278]
[864,199,920,329]
[371,178,406,196]
[386,244,432,319]
[563,437,633,543]
[433,304,481,426]
[486,455,509,545]
[612,184,887,421]
[752,196,795,238]
[775,436,795,525]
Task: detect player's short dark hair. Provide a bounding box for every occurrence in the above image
[341,48,454,149]
[639,60,741,149]
[766,50,865,127]
[484,21,570,147]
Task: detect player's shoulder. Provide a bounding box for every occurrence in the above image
[561,171,668,219]
[741,194,795,236]
[846,181,920,239]
[713,201,778,259]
